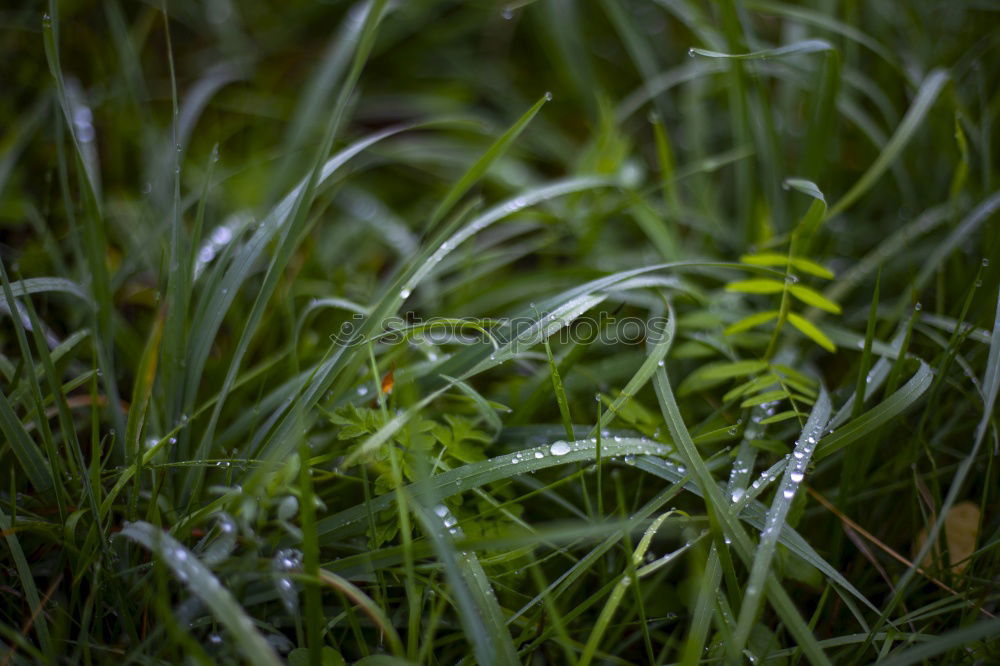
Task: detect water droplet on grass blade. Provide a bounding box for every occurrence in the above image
[549,441,571,456]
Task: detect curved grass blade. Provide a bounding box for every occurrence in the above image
[744,1,900,71]
[411,501,519,665]
[828,69,949,217]
[577,513,695,666]
[651,366,833,665]
[872,617,1000,666]
[316,437,681,541]
[729,389,831,661]
[689,39,833,60]
[815,361,933,461]
[118,521,282,666]
[855,291,1000,658]
[1,277,93,307]
[911,191,1000,296]
[315,569,404,657]
[0,505,51,652]
[425,92,551,233]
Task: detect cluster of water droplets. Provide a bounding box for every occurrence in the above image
[144,434,178,451]
[200,513,238,567]
[746,463,782,501]
[757,434,819,542]
[433,504,461,537]
[505,438,676,476]
[272,548,303,615]
[194,213,251,278]
[73,105,96,144]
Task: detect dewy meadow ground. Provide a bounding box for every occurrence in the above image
[1,1,998,664]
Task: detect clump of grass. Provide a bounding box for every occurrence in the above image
[2,1,999,664]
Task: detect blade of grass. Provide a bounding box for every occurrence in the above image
[828,69,949,217]
[118,521,282,666]
[729,389,831,661]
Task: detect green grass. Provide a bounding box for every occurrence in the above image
[2,0,999,664]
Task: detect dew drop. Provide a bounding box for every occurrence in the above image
[399,288,411,299]
[783,488,795,499]
[534,451,544,459]
[790,471,804,483]
[687,47,696,57]
[544,91,553,101]
[549,441,571,456]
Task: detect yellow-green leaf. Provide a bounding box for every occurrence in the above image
[789,284,842,313]
[740,252,789,267]
[725,310,780,335]
[678,359,769,396]
[740,390,789,408]
[741,253,834,279]
[788,313,836,352]
[760,411,800,425]
[725,279,785,294]
[789,257,834,279]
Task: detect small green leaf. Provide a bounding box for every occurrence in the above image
[723,373,779,403]
[725,310,780,335]
[741,390,789,408]
[788,313,836,352]
[789,284,842,313]
[725,279,786,294]
[740,252,790,267]
[740,253,834,278]
[790,257,834,279]
[678,360,769,396]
